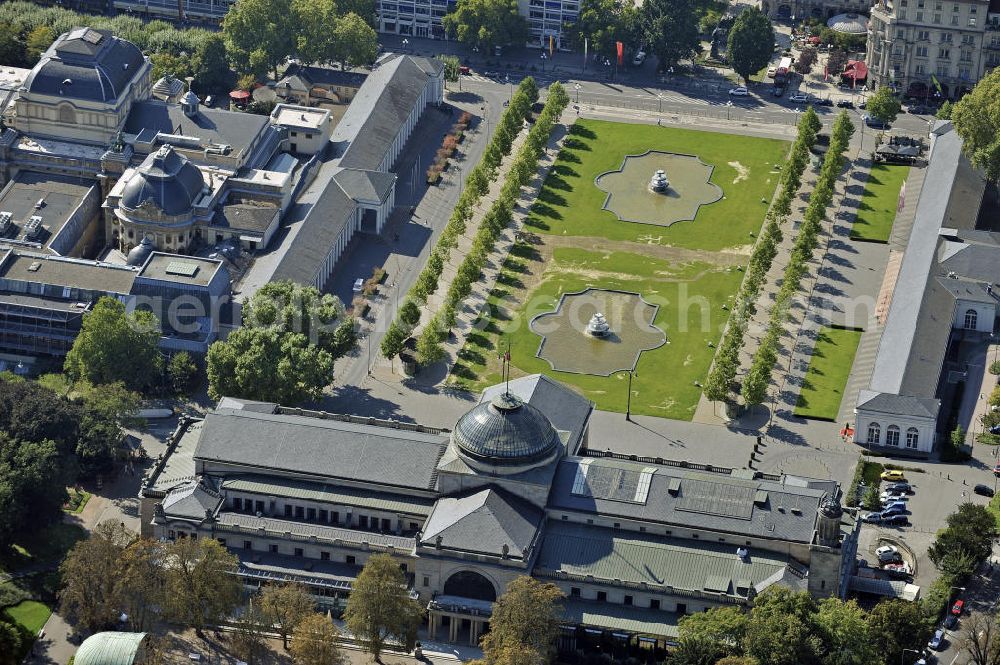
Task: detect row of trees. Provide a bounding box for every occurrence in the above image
[207,281,356,405]
[414,81,570,366]
[741,111,854,407]
[672,586,933,665]
[704,108,821,405]
[222,0,378,79]
[380,77,541,363]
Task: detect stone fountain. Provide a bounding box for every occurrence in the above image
[649,169,669,193]
[586,312,611,337]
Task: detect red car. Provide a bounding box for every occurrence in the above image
[458,65,471,75]
[952,600,965,616]
[993,463,1000,477]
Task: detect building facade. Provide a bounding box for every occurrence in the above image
[142,375,858,650]
[865,0,1000,98]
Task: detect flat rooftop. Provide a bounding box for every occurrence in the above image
[137,253,222,287]
[0,172,95,251]
[0,251,136,294]
[271,105,330,131]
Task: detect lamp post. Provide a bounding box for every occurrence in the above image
[402,38,410,53]
[623,369,635,421]
[506,73,512,103]
[540,52,547,72]
[657,92,664,113]
[574,83,581,103]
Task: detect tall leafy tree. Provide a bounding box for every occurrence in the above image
[24,25,55,63]
[332,12,378,70]
[813,598,877,665]
[637,0,700,68]
[230,600,270,665]
[953,67,1000,188]
[344,554,422,661]
[480,577,564,663]
[59,521,136,633]
[292,0,339,65]
[0,620,21,665]
[191,34,231,92]
[291,613,347,665]
[744,588,821,665]
[727,8,774,85]
[570,0,637,57]
[443,0,530,51]
[868,599,934,665]
[677,605,748,657]
[244,281,348,354]
[65,297,163,391]
[164,537,242,631]
[119,539,167,632]
[929,503,999,571]
[866,86,902,125]
[261,582,315,649]
[222,0,295,78]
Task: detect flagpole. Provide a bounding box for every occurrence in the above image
[505,341,511,395]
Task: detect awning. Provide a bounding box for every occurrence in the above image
[229,90,251,100]
[560,599,681,639]
[842,60,869,81]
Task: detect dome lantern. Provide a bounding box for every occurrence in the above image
[451,391,561,469]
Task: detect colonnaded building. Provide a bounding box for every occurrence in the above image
[142,374,859,652]
[0,26,442,367]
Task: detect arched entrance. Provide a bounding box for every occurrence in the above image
[443,570,497,602]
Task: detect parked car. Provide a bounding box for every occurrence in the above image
[989,424,1000,435]
[908,104,930,114]
[875,545,898,559]
[859,100,868,109]
[974,483,995,497]
[881,502,907,517]
[459,65,471,75]
[729,86,749,97]
[880,491,909,503]
[943,614,958,630]
[836,99,855,108]
[863,512,883,524]
[767,66,777,77]
[886,481,912,493]
[881,469,906,481]
[884,514,909,526]
[772,85,785,97]
[865,114,890,129]
[928,629,945,651]
[952,599,965,615]
[883,563,912,579]
[204,95,214,108]
[632,50,647,66]
[815,97,834,106]
[352,278,365,293]
[789,92,809,103]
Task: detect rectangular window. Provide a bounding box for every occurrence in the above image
[650,599,661,609]
[307,508,316,521]
[571,587,581,597]
[319,509,328,522]
[346,555,357,565]
[270,544,279,553]
[284,505,292,517]
[939,48,950,58]
[916,11,923,20]
[951,14,958,24]
[244,540,252,550]
[916,64,926,74]
[933,13,941,22]
[919,29,930,39]
[332,511,339,524]
[294,548,304,557]
[321,551,330,561]
[969,17,976,25]
[233,497,243,511]
[255,500,264,514]
[359,516,369,529]
[295,506,305,519]
[624,595,633,606]
[423,576,430,587]
[409,522,418,531]
[917,46,928,56]
[597,591,607,601]
[382,518,392,532]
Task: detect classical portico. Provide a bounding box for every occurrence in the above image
[427,596,492,646]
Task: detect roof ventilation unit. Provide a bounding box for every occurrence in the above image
[23,216,43,241]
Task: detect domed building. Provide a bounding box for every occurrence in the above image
[14,27,151,146]
[451,392,562,472]
[111,145,210,253]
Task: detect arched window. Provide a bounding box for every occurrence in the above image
[443,570,497,602]
[867,422,881,445]
[906,428,919,449]
[964,309,978,330]
[886,425,900,446]
[58,103,76,124]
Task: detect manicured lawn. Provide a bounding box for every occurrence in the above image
[525,120,789,251]
[794,326,863,421]
[450,119,788,419]
[4,600,50,635]
[850,164,910,242]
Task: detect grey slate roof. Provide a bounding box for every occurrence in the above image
[24,28,146,103]
[420,488,544,558]
[121,146,205,216]
[333,168,396,204]
[212,203,279,234]
[937,276,997,304]
[856,390,940,419]
[195,408,448,491]
[332,55,440,171]
[269,168,357,286]
[125,100,269,158]
[535,520,791,597]
[216,511,416,550]
[482,374,594,455]
[221,475,435,516]
[215,397,277,413]
[560,599,680,638]
[548,458,824,544]
[162,480,222,521]
[236,551,360,590]
[938,239,1000,286]
[280,64,368,90]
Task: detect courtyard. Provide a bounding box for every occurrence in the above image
[450,120,788,419]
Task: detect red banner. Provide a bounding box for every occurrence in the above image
[616,41,623,66]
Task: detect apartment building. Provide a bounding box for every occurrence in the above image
[866,0,1000,98]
